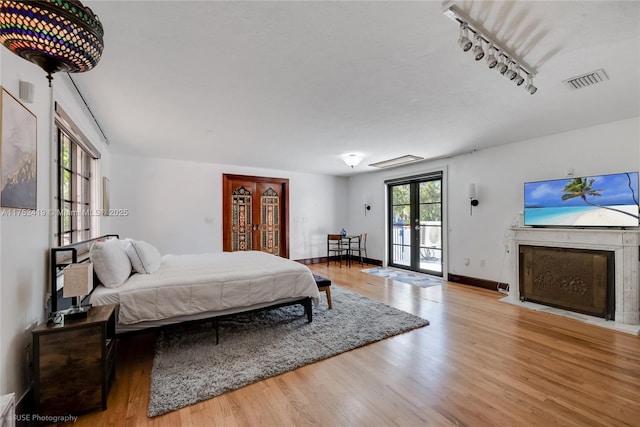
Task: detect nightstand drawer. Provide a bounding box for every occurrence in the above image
[37,328,102,413]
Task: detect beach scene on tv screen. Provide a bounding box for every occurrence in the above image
[524,172,640,227]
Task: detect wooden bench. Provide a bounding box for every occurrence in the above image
[313,274,332,309]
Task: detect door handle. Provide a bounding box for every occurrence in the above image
[414,225,421,231]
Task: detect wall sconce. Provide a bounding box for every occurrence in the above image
[62,263,94,320]
[469,183,479,215]
[364,203,371,216]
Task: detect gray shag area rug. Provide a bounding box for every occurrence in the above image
[148,285,429,417]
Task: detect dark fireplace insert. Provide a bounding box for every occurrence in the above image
[519,245,615,320]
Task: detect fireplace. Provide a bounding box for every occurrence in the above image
[519,245,615,319]
[508,227,640,328]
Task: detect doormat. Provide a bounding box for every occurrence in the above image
[363,267,444,288]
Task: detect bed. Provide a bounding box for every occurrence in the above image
[50,235,320,335]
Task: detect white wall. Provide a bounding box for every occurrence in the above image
[347,117,640,286]
[0,51,110,398]
[109,154,348,260]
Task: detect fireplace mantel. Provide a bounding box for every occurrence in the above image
[508,227,640,326]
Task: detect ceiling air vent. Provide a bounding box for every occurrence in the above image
[563,69,609,90]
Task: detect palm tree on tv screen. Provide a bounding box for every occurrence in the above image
[561,176,639,219]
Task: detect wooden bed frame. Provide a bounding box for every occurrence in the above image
[49,235,313,337]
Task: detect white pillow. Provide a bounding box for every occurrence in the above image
[125,239,162,274]
[89,239,132,287]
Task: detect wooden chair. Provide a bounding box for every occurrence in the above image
[349,233,368,266]
[327,234,348,267]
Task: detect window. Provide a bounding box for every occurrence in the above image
[55,104,101,246]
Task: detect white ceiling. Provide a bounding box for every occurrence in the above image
[74,1,640,177]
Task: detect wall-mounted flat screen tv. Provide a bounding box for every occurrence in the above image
[524,172,640,227]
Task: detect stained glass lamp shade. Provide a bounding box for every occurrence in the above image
[0,0,104,86]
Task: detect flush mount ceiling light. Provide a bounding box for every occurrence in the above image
[342,153,363,168]
[443,1,538,95]
[0,0,104,86]
[369,154,424,169]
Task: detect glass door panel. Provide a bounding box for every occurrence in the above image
[390,184,411,267]
[259,186,280,255]
[418,180,442,274]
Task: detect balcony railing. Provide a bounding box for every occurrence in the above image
[391,221,442,272]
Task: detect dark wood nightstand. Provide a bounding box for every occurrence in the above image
[32,304,117,415]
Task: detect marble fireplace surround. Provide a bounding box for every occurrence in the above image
[507,227,640,334]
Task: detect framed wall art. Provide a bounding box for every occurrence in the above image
[0,87,37,210]
[102,176,110,215]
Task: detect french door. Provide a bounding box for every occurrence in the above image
[222,174,289,257]
[387,172,443,276]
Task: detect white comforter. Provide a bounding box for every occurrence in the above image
[90,251,320,325]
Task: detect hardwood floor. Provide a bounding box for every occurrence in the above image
[53,262,640,427]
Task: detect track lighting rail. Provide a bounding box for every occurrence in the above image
[443,1,538,94]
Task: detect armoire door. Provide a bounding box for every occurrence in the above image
[222,174,289,257]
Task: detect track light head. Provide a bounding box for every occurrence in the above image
[473,45,484,60]
[472,36,484,60]
[458,23,473,52]
[511,63,525,84]
[497,55,508,74]
[506,62,518,80]
[525,75,538,94]
[486,45,497,69]
[461,38,473,52]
